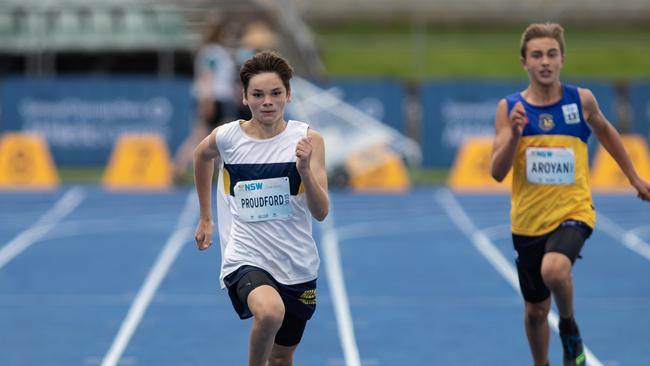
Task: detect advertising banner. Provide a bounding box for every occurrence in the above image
[0,77,193,165]
[419,80,616,167]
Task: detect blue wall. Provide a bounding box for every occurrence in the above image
[311,78,406,132]
[630,81,650,143]
[419,79,618,167]
[0,76,636,168]
[0,77,193,165]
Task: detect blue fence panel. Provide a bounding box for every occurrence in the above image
[419,80,526,167]
[629,81,650,143]
[0,76,193,165]
[311,78,406,132]
[419,79,617,167]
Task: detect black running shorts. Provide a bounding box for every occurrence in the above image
[512,220,592,303]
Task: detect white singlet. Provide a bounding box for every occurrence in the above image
[215,120,320,287]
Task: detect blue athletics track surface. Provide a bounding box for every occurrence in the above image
[1,186,648,366]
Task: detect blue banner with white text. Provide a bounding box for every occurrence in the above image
[419,79,617,167]
[311,78,406,132]
[0,76,193,165]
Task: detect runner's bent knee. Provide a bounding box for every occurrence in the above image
[541,253,571,287]
[248,286,285,328]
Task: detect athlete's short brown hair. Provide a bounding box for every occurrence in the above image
[240,51,293,94]
[520,23,565,58]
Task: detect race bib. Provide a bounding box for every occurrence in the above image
[562,103,581,124]
[526,147,575,185]
[234,177,292,222]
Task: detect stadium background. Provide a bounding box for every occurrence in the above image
[1,1,650,366]
[0,0,648,184]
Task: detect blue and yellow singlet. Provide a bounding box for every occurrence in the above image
[506,84,595,236]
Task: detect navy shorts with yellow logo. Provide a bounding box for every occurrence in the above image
[223,265,317,346]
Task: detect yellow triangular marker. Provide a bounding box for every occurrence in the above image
[103,133,172,191]
[591,134,650,192]
[0,132,60,190]
[448,136,511,192]
[345,144,410,192]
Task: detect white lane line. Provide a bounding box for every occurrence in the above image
[435,188,604,366]
[101,192,198,366]
[628,225,650,238]
[478,224,512,242]
[320,212,362,366]
[0,186,86,270]
[597,212,650,262]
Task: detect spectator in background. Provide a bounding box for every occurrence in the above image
[239,21,278,58]
[173,14,240,179]
[233,21,278,120]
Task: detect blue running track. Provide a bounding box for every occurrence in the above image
[1,187,648,365]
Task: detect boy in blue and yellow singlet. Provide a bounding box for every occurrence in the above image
[491,23,650,366]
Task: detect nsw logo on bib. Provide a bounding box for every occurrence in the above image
[526,147,575,185]
[234,177,292,222]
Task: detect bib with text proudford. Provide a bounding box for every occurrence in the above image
[525,147,575,185]
[234,177,292,222]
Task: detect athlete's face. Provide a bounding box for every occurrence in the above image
[521,37,564,86]
[243,72,290,126]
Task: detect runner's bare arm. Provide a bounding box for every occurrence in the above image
[296,129,329,221]
[580,88,650,200]
[491,99,526,181]
[193,128,221,249]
